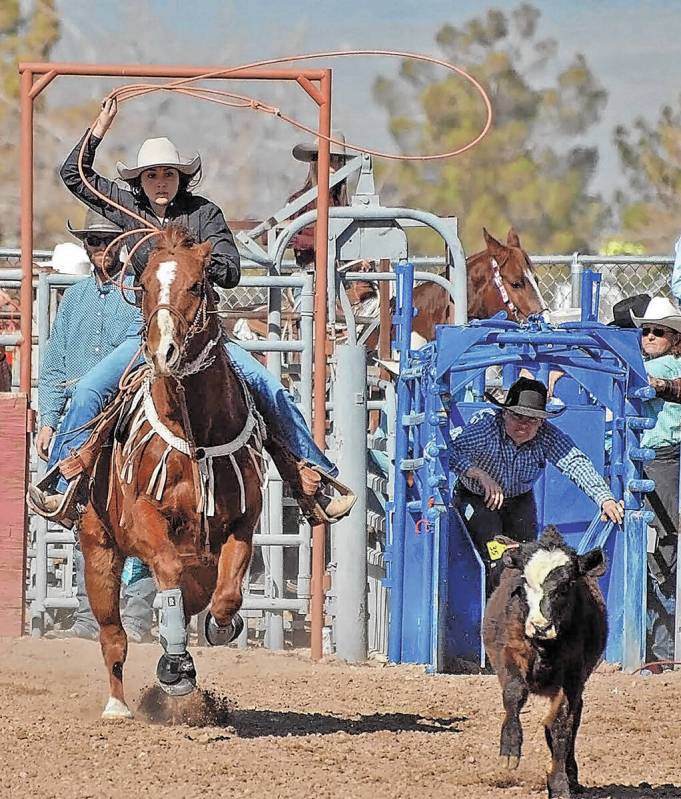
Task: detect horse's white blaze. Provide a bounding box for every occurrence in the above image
[102,696,133,720]
[523,548,570,638]
[410,331,428,350]
[156,259,177,363]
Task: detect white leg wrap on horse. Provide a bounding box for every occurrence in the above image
[157,588,187,656]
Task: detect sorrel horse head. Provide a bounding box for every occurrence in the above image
[410,228,548,342]
[79,225,263,719]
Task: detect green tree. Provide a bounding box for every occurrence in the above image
[614,98,681,253]
[373,3,608,254]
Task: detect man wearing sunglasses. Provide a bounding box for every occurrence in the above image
[449,376,623,592]
[37,208,155,642]
[37,209,137,461]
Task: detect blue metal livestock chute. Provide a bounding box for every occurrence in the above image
[385,262,655,672]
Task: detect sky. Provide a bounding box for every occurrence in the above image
[48,0,681,212]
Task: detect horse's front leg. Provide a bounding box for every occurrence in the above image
[79,506,130,720]
[204,519,254,646]
[132,498,196,696]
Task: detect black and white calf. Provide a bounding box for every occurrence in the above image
[482,527,607,799]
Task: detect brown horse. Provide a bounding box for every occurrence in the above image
[356,229,546,353]
[80,226,263,719]
[410,228,547,342]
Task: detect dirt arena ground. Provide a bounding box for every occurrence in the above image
[1,637,680,799]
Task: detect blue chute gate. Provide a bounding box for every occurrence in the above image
[385,263,656,672]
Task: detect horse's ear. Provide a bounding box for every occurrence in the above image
[506,228,521,248]
[197,241,212,266]
[483,228,504,256]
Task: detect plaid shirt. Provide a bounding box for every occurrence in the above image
[449,409,613,507]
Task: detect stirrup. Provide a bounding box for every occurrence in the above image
[302,466,357,526]
[26,466,84,529]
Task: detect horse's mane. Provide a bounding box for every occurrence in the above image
[152,224,198,257]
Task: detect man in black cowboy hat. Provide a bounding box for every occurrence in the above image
[37,208,155,642]
[608,293,651,328]
[449,377,624,591]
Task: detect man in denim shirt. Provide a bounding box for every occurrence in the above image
[38,209,155,642]
[450,377,624,591]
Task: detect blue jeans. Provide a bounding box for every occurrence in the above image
[47,331,334,490]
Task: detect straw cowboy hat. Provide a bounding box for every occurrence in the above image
[67,208,122,239]
[116,137,201,181]
[42,242,91,276]
[292,130,348,162]
[485,377,566,419]
[631,296,681,334]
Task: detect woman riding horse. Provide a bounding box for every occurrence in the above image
[29,96,355,526]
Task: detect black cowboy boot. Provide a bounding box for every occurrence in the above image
[265,437,356,525]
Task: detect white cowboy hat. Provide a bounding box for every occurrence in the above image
[116,137,201,181]
[41,242,92,275]
[292,130,348,162]
[631,296,681,334]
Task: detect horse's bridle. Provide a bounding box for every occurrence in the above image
[490,256,521,322]
[143,278,213,373]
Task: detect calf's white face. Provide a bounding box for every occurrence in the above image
[523,548,571,639]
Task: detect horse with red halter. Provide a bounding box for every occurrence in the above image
[80,225,263,719]
[409,228,547,342]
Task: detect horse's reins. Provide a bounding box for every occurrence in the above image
[143,291,209,357]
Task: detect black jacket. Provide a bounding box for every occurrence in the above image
[60,131,240,289]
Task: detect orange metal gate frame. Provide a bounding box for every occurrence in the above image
[17,61,332,659]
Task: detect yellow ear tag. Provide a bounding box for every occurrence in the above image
[487,540,509,561]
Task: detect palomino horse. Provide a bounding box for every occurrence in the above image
[80,225,263,719]
[410,228,547,342]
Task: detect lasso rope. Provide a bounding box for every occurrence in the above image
[76,49,493,296]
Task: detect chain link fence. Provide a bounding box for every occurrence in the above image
[0,248,275,312]
[1,248,677,320]
[531,256,674,323]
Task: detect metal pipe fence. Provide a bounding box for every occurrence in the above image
[3,246,677,652]
[21,267,316,641]
[4,250,674,319]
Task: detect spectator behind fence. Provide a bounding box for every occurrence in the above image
[448,376,623,594]
[38,209,156,643]
[631,296,681,671]
[286,130,350,268]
